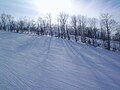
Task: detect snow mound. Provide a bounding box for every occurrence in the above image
[0,31,120,90]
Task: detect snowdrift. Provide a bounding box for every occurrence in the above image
[0,31,120,90]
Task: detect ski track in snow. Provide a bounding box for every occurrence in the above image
[0,31,120,90]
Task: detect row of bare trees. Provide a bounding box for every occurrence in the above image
[0,13,120,51]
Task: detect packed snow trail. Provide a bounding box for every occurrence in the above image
[0,31,120,90]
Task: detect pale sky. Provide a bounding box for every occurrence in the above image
[0,0,120,21]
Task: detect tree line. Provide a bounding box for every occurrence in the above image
[0,13,120,51]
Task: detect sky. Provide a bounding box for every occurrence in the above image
[0,0,120,22]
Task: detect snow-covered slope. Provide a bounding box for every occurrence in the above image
[0,31,120,90]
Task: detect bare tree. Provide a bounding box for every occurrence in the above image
[57,17,60,38]
[100,19,107,48]
[6,14,13,31]
[66,25,70,40]
[117,31,120,51]
[1,12,120,52]
[71,15,78,42]
[89,18,98,46]
[0,20,2,30]
[78,16,87,43]
[114,25,120,51]
[0,13,7,30]
[42,19,47,35]
[77,15,82,36]
[31,20,36,34]
[100,13,117,50]
[37,18,47,35]
[26,19,31,34]
[59,12,68,39]
[46,13,53,36]
[37,17,43,35]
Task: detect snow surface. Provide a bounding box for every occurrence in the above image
[0,31,120,90]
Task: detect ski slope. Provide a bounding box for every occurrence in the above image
[0,31,120,90]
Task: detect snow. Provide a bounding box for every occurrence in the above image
[0,31,120,90]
